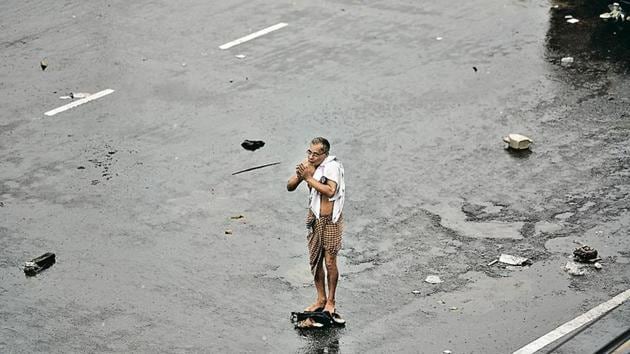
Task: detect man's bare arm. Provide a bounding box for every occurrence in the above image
[287,174,302,191]
[304,177,336,198]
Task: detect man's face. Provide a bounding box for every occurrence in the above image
[307,143,327,166]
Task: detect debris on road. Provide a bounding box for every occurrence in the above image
[503,134,533,150]
[443,350,452,354]
[487,259,499,266]
[230,215,245,220]
[573,245,598,262]
[561,57,574,66]
[232,161,281,176]
[225,229,233,235]
[436,37,443,41]
[241,139,265,151]
[425,275,443,284]
[564,15,580,24]
[40,58,48,71]
[600,3,625,22]
[411,290,421,294]
[23,252,56,276]
[564,261,586,276]
[498,254,532,266]
[594,262,603,270]
[60,92,91,100]
[473,66,478,72]
[235,54,246,59]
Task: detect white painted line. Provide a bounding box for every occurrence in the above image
[219,22,288,50]
[44,89,115,116]
[513,288,630,354]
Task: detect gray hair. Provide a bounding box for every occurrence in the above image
[311,137,330,154]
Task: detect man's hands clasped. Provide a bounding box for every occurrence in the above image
[296,159,315,180]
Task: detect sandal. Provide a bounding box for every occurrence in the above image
[296,318,324,328]
[331,312,346,325]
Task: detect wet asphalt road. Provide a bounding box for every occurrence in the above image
[1,0,629,353]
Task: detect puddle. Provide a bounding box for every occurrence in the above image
[263,254,376,288]
[545,212,630,263]
[432,201,524,239]
[534,221,563,236]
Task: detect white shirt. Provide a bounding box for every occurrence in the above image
[308,156,345,223]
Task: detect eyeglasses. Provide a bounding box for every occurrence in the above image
[306,149,326,158]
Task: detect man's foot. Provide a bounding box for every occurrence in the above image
[304,300,326,312]
[323,300,336,314]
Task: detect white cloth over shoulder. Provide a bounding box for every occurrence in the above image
[309,155,345,223]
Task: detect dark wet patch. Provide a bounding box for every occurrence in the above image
[504,147,533,159]
[547,1,630,67]
[87,144,119,184]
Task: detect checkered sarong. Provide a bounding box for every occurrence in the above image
[306,211,343,275]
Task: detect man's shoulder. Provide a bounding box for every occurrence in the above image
[325,159,343,170]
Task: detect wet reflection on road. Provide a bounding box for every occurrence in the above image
[296,327,343,354]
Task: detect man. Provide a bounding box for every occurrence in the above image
[287,137,345,324]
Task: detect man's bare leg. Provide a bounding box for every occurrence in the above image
[324,251,339,313]
[304,256,327,311]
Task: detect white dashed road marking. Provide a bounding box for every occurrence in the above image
[45,89,115,116]
[513,288,630,354]
[219,22,288,50]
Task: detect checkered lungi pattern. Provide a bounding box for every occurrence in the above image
[306,211,343,276]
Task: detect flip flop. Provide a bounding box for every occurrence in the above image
[296,318,324,329]
[291,311,333,328]
[331,312,346,325]
[324,309,346,325]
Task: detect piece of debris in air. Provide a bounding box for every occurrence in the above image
[503,134,533,150]
[425,275,443,284]
[241,139,265,151]
[561,57,574,66]
[40,58,48,71]
[232,161,281,176]
[600,3,626,22]
[498,254,532,266]
[23,252,56,276]
[564,260,586,276]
